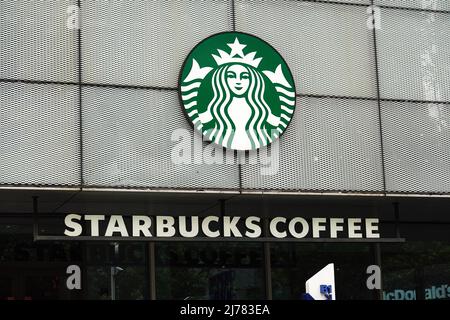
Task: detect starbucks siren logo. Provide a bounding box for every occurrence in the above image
[179,32,296,151]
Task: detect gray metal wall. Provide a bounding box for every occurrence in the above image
[1,0,449,194]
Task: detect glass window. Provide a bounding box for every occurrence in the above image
[155,242,265,300]
[381,241,450,300]
[0,221,149,300]
[84,242,149,300]
[271,243,375,300]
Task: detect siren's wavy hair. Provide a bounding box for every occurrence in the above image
[206,64,273,149]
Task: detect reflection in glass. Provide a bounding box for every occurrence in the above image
[271,243,375,300]
[155,243,264,300]
[381,241,450,300]
[84,243,148,300]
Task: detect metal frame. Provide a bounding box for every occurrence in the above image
[77,0,84,187]
[2,77,449,106]
[5,185,450,198]
[371,0,387,193]
[148,242,156,300]
[33,235,406,242]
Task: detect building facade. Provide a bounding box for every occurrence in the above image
[0,0,449,300]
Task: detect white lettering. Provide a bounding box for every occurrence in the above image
[202,216,220,238]
[245,216,261,238]
[66,5,79,30]
[66,265,81,290]
[367,5,382,30]
[84,215,105,237]
[365,218,380,238]
[270,217,287,238]
[132,216,152,237]
[203,143,223,165]
[171,128,192,164]
[288,217,309,238]
[330,218,344,238]
[64,214,82,237]
[156,216,176,237]
[223,216,242,237]
[179,216,199,237]
[312,218,327,238]
[366,265,381,290]
[348,218,363,238]
[105,215,129,237]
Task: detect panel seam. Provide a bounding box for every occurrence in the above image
[2,79,448,105]
[371,0,387,194]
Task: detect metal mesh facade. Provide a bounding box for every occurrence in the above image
[82,86,239,189]
[0,82,80,185]
[1,0,450,194]
[81,0,232,87]
[242,97,384,191]
[0,0,78,82]
[377,9,450,101]
[236,0,377,98]
[376,0,450,11]
[382,101,450,193]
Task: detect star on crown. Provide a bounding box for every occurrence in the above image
[212,37,262,68]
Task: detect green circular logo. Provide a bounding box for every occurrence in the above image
[179,32,296,151]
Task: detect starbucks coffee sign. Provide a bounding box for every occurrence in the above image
[61,214,381,240]
[179,32,296,151]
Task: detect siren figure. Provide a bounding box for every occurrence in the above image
[197,38,280,150]
[180,36,296,151]
[198,61,280,150]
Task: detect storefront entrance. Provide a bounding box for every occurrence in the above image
[0,190,449,300]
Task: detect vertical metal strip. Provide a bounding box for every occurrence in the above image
[373,243,383,300]
[372,3,387,300]
[371,0,387,193]
[264,240,272,300]
[80,242,88,299]
[231,0,236,31]
[220,198,226,235]
[238,162,243,192]
[77,0,84,187]
[263,199,272,299]
[148,242,156,300]
[32,196,39,241]
[393,202,401,238]
[231,0,240,193]
[415,267,425,300]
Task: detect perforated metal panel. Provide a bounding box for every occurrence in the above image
[2,0,450,194]
[235,0,377,98]
[382,101,450,193]
[82,86,239,189]
[0,83,80,185]
[325,0,370,3]
[241,97,384,191]
[0,0,78,82]
[376,0,450,11]
[377,9,450,101]
[81,0,232,87]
